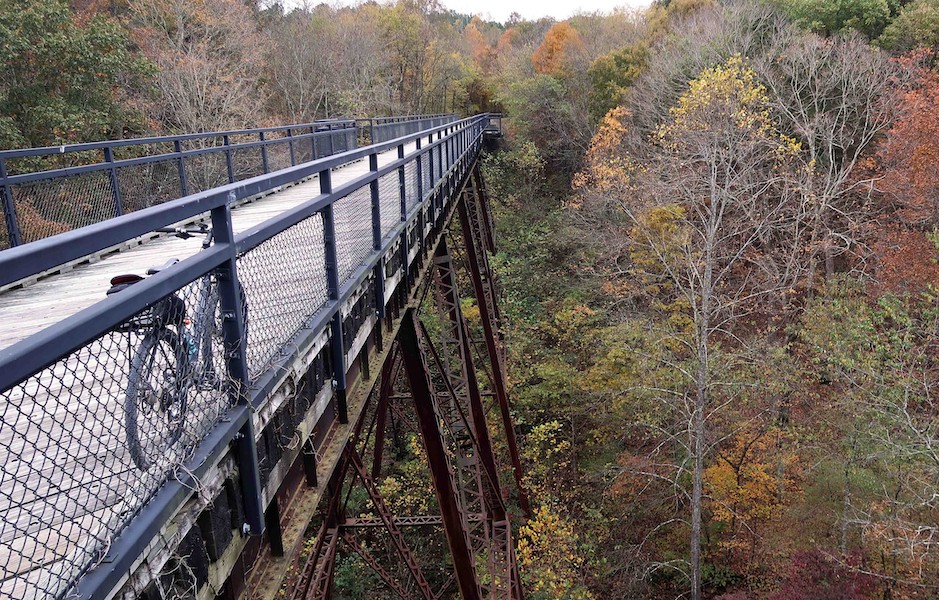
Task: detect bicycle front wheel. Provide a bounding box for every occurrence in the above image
[125,328,189,471]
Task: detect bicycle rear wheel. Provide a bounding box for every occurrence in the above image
[125,328,189,470]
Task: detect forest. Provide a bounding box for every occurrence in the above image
[4,0,939,597]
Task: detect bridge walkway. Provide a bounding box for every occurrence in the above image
[0,141,415,352]
[0,139,418,598]
[0,115,491,600]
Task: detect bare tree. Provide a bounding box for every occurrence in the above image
[756,33,901,288]
[131,0,266,133]
[575,56,809,599]
[264,6,336,121]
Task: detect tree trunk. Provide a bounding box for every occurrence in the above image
[691,288,710,600]
[691,386,705,600]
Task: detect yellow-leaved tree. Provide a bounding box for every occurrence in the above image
[573,56,809,600]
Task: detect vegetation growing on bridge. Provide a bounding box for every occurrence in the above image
[5,0,939,597]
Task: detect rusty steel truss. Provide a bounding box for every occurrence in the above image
[275,167,526,599]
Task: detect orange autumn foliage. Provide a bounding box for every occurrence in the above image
[531,22,585,76]
[869,224,939,296]
[878,51,939,227]
[463,18,493,69]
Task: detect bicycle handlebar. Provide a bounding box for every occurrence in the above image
[156,224,211,239]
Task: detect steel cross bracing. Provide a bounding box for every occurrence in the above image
[288,170,524,600]
[0,114,507,600]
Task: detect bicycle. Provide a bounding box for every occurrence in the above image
[107,224,248,470]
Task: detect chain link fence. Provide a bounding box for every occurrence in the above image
[0,277,231,599]
[0,122,358,250]
[236,213,329,380]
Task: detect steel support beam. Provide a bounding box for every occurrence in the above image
[457,176,530,517]
[399,310,482,600]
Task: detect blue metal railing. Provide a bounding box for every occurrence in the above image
[358,113,457,144]
[0,120,357,249]
[0,115,463,251]
[0,113,491,600]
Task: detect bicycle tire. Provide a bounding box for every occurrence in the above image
[125,328,189,470]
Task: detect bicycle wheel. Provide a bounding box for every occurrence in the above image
[125,328,189,470]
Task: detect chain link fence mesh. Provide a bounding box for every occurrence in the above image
[0,276,233,599]
[116,161,180,214]
[10,172,116,244]
[236,213,329,380]
[420,152,432,201]
[378,172,400,241]
[334,187,374,284]
[405,161,419,214]
[0,126,360,251]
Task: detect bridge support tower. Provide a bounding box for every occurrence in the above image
[243,166,527,599]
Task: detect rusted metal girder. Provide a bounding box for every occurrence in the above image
[430,240,524,598]
[287,165,525,599]
[295,524,339,600]
[399,310,483,600]
[458,179,531,517]
[432,240,506,522]
[339,530,412,599]
[346,446,436,599]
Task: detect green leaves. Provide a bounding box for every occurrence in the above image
[0,0,150,149]
[779,0,893,38]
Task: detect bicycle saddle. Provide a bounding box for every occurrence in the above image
[146,258,180,275]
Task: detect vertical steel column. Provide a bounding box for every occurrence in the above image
[321,169,348,424]
[433,241,505,521]
[210,196,265,535]
[103,147,123,217]
[458,177,531,517]
[0,158,21,247]
[427,133,435,189]
[415,137,424,201]
[398,311,482,600]
[287,128,296,166]
[371,351,396,478]
[397,144,407,221]
[369,153,385,318]
[174,139,189,196]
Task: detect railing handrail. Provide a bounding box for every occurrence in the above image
[0,114,462,250]
[0,115,481,287]
[0,120,357,161]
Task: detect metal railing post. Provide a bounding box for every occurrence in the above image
[415,137,423,202]
[287,129,296,166]
[369,152,385,318]
[0,158,21,247]
[103,146,124,217]
[259,131,270,174]
[321,169,348,424]
[427,134,435,188]
[174,139,189,196]
[398,143,407,222]
[210,196,265,536]
[310,126,318,160]
[223,135,235,183]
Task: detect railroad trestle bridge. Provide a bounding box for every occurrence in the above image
[0,114,528,599]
